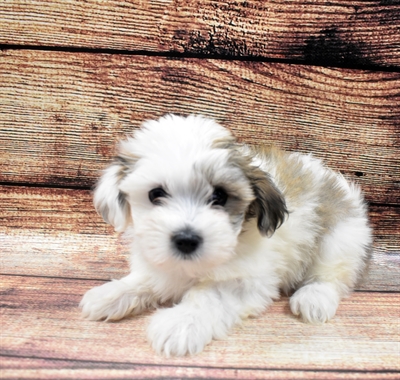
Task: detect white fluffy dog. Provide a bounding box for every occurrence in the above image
[80,114,372,356]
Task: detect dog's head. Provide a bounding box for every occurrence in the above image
[94,115,287,277]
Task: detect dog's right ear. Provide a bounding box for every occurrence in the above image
[93,154,136,233]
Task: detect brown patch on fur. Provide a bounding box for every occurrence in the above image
[258,145,316,205]
[211,136,237,150]
[254,145,360,233]
[227,146,288,236]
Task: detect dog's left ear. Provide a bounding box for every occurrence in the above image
[247,166,288,237]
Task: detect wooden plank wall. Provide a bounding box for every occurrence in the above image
[0,1,399,379]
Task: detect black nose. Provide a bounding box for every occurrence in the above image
[172,230,203,255]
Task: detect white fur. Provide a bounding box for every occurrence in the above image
[80,114,372,356]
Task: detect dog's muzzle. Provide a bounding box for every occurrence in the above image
[171,229,203,255]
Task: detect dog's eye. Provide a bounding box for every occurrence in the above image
[210,187,228,207]
[149,187,168,205]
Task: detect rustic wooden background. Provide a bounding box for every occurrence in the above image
[0,1,399,379]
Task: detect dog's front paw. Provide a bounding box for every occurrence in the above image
[147,306,214,357]
[80,280,141,321]
[290,282,340,324]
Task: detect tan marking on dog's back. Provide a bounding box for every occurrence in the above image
[252,145,360,232]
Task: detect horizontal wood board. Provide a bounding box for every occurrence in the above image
[1,275,399,372]
[0,1,399,68]
[1,50,399,204]
[3,359,400,380]
[2,358,400,380]
[1,185,399,291]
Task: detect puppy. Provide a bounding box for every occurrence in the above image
[80,114,372,356]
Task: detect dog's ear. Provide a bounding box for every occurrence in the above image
[247,166,288,237]
[93,154,135,233]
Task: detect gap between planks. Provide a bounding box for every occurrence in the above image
[1,355,400,380]
[1,0,399,68]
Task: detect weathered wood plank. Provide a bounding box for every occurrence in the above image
[0,1,399,68]
[1,357,399,380]
[0,186,127,280]
[0,50,399,203]
[1,186,398,291]
[1,275,399,371]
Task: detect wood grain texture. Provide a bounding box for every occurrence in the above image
[0,186,127,280]
[2,357,399,380]
[1,275,399,372]
[1,1,399,378]
[0,1,399,68]
[1,185,399,291]
[1,50,399,204]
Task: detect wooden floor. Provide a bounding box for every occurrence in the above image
[1,1,399,379]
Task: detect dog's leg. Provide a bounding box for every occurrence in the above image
[148,277,278,356]
[290,216,371,324]
[80,271,157,321]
